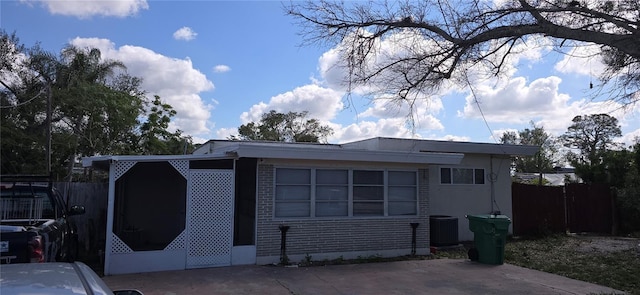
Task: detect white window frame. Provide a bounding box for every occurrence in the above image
[273,167,418,219]
[439,167,486,185]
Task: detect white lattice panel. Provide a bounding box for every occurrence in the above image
[169,160,189,179]
[164,230,186,251]
[114,161,137,180]
[186,170,234,268]
[111,233,133,254]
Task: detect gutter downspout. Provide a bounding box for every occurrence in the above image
[490,154,496,213]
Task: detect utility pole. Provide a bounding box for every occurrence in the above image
[45,82,52,176]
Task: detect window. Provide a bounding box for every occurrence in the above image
[275,168,311,217]
[0,188,56,220]
[388,171,417,215]
[440,168,485,184]
[353,170,384,216]
[274,168,418,218]
[316,169,348,217]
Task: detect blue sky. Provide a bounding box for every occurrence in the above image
[2,0,639,147]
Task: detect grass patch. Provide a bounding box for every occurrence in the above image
[431,235,639,294]
[504,235,640,295]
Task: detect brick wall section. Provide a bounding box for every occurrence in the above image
[256,164,430,259]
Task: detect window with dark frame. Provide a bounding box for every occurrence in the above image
[440,167,485,184]
[353,170,384,216]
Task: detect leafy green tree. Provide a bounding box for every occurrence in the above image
[235,110,333,143]
[1,31,193,179]
[287,0,640,107]
[138,95,193,155]
[616,141,640,233]
[51,46,143,177]
[1,33,52,175]
[500,122,558,174]
[561,114,622,183]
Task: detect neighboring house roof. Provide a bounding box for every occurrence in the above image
[85,137,539,169]
[341,137,539,156]
[515,172,582,186]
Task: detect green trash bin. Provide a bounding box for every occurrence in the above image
[466,214,511,265]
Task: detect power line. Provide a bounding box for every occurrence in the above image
[463,71,500,144]
[0,88,46,109]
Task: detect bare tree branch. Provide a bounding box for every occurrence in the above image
[286,0,640,105]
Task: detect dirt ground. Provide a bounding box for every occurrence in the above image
[571,235,640,253]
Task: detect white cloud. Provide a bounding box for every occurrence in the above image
[620,128,640,147]
[460,76,571,124]
[215,128,237,140]
[314,28,555,144]
[554,44,606,76]
[437,135,472,142]
[456,71,640,143]
[69,37,215,136]
[290,26,634,145]
[213,65,231,73]
[235,82,437,143]
[318,47,348,92]
[359,95,445,132]
[240,84,344,123]
[23,0,148,19]
[319,29,551,101]
[329,118,417,143]
[173,27,197,41]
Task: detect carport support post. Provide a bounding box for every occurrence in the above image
[410,223,419,256]
[279,225,290,265]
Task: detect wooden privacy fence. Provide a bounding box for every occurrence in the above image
[54,182,108,262]
[566,183,614,234]
[512,183,614,236]
[511,184,566,235]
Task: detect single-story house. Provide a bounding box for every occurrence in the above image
[82,137,538,275]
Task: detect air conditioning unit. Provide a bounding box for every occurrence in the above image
[430,215,459,246]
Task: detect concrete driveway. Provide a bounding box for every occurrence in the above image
[103,259,624,295]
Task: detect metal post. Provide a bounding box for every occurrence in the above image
[410,223,419,256]
[46,83,52,176]
[279,225,290,265]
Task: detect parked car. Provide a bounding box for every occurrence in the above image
[0,261,142,295]
[1,175,85,264]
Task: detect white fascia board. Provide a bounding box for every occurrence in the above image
[230,145,463,165]
[81,152,233,168]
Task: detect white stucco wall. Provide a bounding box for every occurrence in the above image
[428,154,513,241]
